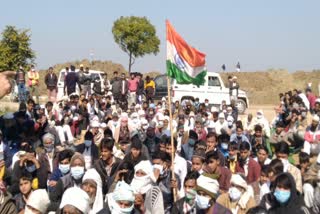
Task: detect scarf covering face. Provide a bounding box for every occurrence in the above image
[82,169,104,214]
[130,160,153,194]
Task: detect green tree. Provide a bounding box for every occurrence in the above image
[112,16,160,73]
[0,25,35,71]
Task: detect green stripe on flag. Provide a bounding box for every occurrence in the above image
[166,60,207,86]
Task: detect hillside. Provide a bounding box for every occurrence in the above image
[37,60,320,105]
[220,70,320,104]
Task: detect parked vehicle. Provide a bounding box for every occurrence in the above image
[57,69,105,100]
[153,72,249,114]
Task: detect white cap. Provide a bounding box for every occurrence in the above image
[218,113,225,119]
[100,123,107,128]
[131,112,139,119]
[313,115,320,122]
[90,120,100,128]
[27,189,50,214]
[211,106,218,112]
[60,187,90,213]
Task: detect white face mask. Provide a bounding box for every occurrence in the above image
[195,194,210,209]
[130,175,152,194]
[142,125,149,130]
[113,121,118,127]
[132,118,139,124]
[228,187,242,201]
[153,164,164,175]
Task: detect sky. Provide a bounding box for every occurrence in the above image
[1,0,320,73]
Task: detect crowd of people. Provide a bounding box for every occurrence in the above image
[0,64,319,214]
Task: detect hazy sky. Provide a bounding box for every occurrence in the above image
[1,0,320,73]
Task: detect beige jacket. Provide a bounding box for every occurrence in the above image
[216,192,256,214]
[287,163,303,193]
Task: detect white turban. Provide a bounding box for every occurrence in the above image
[196,175,219,198]
[230,174,248,190]
[60,187,90,213]
[113,181,135,202]
[26,189,50,214]
[82,169,104,214]
[134,160,153,176]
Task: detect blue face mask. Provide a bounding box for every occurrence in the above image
[59,164,70,174]
[188,139,196,146]
[26,164,36,173]
[274,189,291,204]
[221,142,228,150]
[70,166,85,180]
[84,140,92,147]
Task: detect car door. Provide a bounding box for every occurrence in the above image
[154,75,168,100]
[206,75,225,105]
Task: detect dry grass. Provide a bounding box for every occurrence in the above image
[220,70,320,104]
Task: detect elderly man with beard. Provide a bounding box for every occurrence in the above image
[59,187,90,214]
[81,168,104,214]
[303,115,320,156]
[130,160,164,214]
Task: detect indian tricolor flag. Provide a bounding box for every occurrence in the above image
[166,20,207,86]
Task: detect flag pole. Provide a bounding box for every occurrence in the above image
[167,75,177,202]
[166,19,177,202]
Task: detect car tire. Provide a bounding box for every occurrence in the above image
[237,99,247,114]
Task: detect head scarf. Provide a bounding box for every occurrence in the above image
[60,187,90,213]
[82,169,104,214]
[196,174,219,199]
[26,189,50,214]
[130,160,154,194]
[106,181,135,214]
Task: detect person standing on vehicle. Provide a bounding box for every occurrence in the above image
[15,66,27,103]
[120,73,128,111]
[44,67,58,103]
[230,76,239,102]
[128,73,138,106]
[27,65,40,104]
[111,71,121,104]
[64,65,81,96]
[145,76,155,104]
[79,66,92,98]
[136,73,144,104]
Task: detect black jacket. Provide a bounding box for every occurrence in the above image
[260,172,309,214]
[93,158,121,195]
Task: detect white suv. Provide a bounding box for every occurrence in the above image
[57,69,105,100]
[153,72,249,114]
